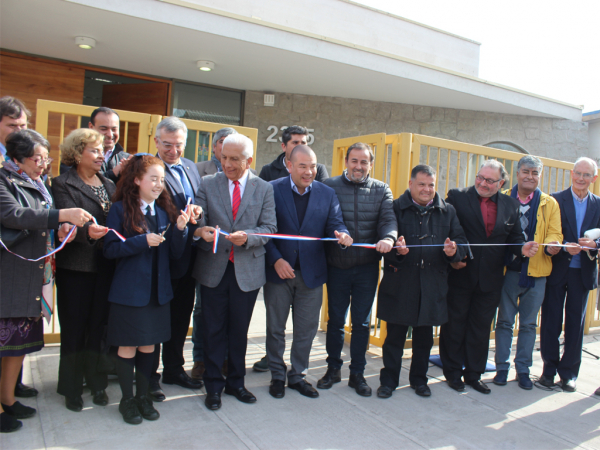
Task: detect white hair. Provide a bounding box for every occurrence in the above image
[156,116,188,138]
[480,159,509,184]
[574,157,598,176]
[223,134,253,159]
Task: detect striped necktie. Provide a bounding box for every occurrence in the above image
[229,180,240,262]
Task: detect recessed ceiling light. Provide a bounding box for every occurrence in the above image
[197,60,215,72]
[75,37,96,49]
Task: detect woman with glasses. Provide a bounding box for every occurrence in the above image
[51,128,118,413]
[0,129,89,433]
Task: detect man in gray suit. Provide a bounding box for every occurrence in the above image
[193,134,277,411]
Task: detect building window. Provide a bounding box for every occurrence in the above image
[485,141,528,154]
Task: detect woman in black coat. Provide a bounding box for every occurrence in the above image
[0,130,90,433]
[376,165,467,398]
[52,128,117,413]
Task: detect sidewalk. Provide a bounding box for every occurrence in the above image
[3,292,600,450]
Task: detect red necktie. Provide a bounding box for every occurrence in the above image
[229,180,240,262]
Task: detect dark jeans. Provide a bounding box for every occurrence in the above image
[380,324,434,388]
[55,267,111,397]
[325,263,379,374]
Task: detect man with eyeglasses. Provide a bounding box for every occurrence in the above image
[0,96,29,164]
[0,96,42,400]
[539,157,600,392]
[494,156,563,390]
[150,117,203,400]
[439,159,539,395]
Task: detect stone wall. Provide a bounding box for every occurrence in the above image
[244,91,589,175]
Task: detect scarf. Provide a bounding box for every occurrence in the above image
[212,154,223,172]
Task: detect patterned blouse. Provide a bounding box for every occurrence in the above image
[90,184,111,218]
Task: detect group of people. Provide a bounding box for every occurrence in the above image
[0,95,598,433]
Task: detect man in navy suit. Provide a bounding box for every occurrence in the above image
[150,117,203,399]
[540,157,600,392]
[264,145,352,400]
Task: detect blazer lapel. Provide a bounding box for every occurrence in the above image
[181,159,200,200]
[281,178,300,230]
[217,173,234,225]
[65,170,103,207]
[163,163,186,207]
[490,193,508,237]
[234,173,257,226]
[581,192,598,237]
[562,190,579,239]
[467,186,486,232]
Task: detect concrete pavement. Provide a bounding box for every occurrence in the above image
[3,293,600,450]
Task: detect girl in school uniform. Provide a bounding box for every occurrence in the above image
[103,154,190,425]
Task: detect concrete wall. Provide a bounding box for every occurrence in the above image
[245,91,589,174]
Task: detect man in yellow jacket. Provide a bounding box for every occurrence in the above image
[494,155,563,390]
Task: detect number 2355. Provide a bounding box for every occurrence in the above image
[266,126,315,145]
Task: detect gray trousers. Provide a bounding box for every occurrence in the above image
[264,271,323,385]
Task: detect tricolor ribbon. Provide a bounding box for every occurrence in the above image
[91,217,126,242]
[0,225,77,262]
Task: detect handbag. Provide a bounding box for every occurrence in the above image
[0,179,31,248]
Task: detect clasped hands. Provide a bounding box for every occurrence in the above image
[562,238,597,255]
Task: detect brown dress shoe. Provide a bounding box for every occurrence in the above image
[191,362,205,381]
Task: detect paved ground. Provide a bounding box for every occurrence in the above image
[3,292,600,450]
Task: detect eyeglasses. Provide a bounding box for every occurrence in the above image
[27,156,53,167]
[87,148,105,157]
[476,174,502,185]
[573,170,594,180]
[156,138,185,151]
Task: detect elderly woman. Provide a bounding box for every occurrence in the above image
[0,129,89,433]
[52,129,117,413]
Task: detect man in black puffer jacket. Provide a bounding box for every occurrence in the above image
[317,142,397,397]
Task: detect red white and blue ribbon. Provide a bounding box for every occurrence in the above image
[91,217,126,242]
[0,225,77,262]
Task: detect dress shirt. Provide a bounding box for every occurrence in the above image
[517,190,535,204]
[479,193,498,238]
[228,170,249,202]
[140,199,156,216]
[290,175,312,196]
[104,146,114,164]
[570,187,589,268]
[0,142,6,159]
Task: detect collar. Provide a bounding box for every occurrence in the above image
[0,142,6,157]
[517,189,535,204]
[478,192,499,203]
[211,154,222,172]
[140,199,156,216]
[412,197,434,208]
[229,170,250,189]
[571,186,589,203]
[290,174,312,196]
[342,170,369,185]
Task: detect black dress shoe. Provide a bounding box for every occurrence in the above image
[0,412,22,433]
[317,368,341,389]
[148,380,166,402]
[205,392,222,410]
[411,384,431,397]
[467,380,491,394]
[224,386,257,404]
[135,395,160,420]
[269,380,285,399]
[376,385,393,399]
[92,390,109,406]
[14,383,38,398]
[447,379,465,392]
[348,373,372,397]
[119,397,142,425]
[560,378,576,392]
[162,372,204,390]
[538,375,555,387]
[1,401,37,419]
[65,395,83,412]
[288,380,319,398]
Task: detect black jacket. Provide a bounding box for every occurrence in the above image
[258,152,329,183]
[324,173,397,269]
[59,143,128,182]
[377,190,467,326]
[446,186,525,293]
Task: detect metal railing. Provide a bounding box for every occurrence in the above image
[324,132,599,348]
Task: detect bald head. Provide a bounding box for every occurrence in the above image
[287,144,317,195]
[289,144,316,163]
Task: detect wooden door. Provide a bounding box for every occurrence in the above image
[102,82,169,152]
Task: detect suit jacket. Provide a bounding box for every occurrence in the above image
[161,156,202,279]
[196,159,257,178]
[547,188,600,290]
[265,177,348,289]
[259,152,329,182]
[52,169,116,273]
[446,186,525,293]
[103,201,187,306]
[0,168,60,318]
[193,171,277,292]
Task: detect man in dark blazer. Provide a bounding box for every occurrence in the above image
[540,157,600,392]
[440,160,538,394]
[253,125,328,373]
[193,133,277,410]
[264,145,352,400]
[150,117,203,400]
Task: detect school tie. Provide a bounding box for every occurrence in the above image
[146,205,152,216]
[229,180,240,263]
